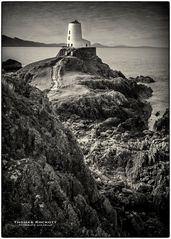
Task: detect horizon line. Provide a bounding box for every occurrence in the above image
[2,34,168,49]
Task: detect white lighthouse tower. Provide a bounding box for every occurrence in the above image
[67,20,91,48]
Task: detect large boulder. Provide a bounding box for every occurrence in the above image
[2,59,22,72]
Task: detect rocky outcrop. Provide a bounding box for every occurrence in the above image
[153,108,169,133]
[78,76,152,99]
[129,75,155,84]
[56,47,125,79]
[17,48,125,86]
[63,116,169,237]
[2,59,22,72]
[5,47,168,237]
[2,74,120,237]
[54,89,152,132]
[17,48,153,132]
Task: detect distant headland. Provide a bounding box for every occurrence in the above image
[2,35,65,47]
[2,35,166,48]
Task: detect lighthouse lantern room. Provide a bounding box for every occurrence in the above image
[67,20,91,48]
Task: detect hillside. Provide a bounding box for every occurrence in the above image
[2,35,65,47]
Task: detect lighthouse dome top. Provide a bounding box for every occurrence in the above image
[70,20,80,24]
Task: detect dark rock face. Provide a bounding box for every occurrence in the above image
[155,111,160,117]
[63,116,169,237]
[79,77,152,99]
[153,109,169,133]
[2,59,22,72]
[54,90,152,132]
[2,74,120,237]
[129,75,155,84]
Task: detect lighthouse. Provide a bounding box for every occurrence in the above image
[67,20,91,48]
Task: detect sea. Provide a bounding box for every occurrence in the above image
[2,47,169,129]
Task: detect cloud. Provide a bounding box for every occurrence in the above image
[2,2,169,47]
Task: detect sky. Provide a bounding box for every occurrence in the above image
[2,1,169,47]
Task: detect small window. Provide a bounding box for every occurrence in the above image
[68,36,70,40]
[86,44,88,47]
[71,43,73,47]
[68,44,70,47]
[69,30,70,34]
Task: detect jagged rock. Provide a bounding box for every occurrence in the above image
[17,48,153,133]
[57,47,125,79]
[136,183,152,193]
[18,48,124,85]
[2,74,121,237]
[153,109,169,133]
[133,83,153,99]
[129,75,155,83]
[3,47,169,237]
[122,188,133,194]
[2,59,22,72]
[127,212,145,236]
[155,111,160,116]
[80,76,152,99]
[97,117,121,129]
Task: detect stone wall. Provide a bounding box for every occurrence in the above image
[73,47,96,58]
[57,47,96,59]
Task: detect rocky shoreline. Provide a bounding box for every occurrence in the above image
[2,48,169,237]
